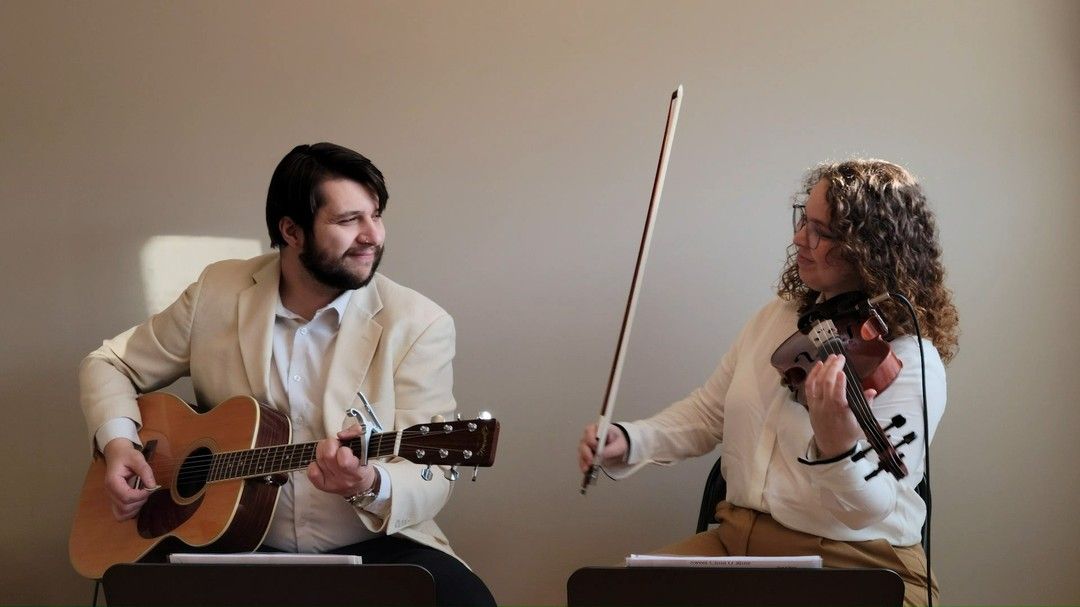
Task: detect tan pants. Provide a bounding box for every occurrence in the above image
[656,502,939,607]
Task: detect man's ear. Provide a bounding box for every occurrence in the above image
[278,217,304,249]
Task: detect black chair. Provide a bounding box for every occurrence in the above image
[695,455,727,533]
[695,454,929,550]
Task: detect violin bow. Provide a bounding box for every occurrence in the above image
[582,85,683,494]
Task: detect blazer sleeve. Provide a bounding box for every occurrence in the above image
[77,272,203,445]
[366,313,457,535]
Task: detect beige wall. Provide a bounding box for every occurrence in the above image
[2,1,1078,604]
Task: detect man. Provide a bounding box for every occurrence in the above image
[78,142,495,606]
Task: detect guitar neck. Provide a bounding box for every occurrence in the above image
[207,431,398,483]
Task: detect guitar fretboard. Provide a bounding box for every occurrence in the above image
[207,431,398,482]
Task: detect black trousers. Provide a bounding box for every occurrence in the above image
[263,536,495,607]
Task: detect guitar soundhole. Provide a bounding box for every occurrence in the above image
[176,446,212,499]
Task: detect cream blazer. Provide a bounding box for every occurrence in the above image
[78,253,460,558]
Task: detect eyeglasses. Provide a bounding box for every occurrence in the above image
[792,203,836,250]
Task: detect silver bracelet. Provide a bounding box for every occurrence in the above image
[344,486,377,508]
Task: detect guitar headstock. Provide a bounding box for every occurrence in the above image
[398,418,500,467]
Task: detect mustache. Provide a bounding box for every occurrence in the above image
[346,243,382,255]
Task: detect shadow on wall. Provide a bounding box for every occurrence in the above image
[140,236,264,315]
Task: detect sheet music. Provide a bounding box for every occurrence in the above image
[625,554,823,568]
[168,552,363,565]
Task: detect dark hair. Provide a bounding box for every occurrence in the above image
[777,159,959,363]
[265,142,389,248]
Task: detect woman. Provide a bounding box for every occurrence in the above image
[579,159,958,606]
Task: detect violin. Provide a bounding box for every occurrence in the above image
[770,291,916,480]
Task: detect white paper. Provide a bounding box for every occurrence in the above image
[626,554,822,568]
[168,553,362,565]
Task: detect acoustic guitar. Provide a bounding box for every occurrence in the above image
[69,392,500,579]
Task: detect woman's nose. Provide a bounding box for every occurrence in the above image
[793,223,808,248]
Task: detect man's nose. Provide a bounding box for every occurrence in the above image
[356,218,379,240]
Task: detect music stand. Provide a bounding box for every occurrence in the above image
[103,563,436,606]
[567,566,904,607]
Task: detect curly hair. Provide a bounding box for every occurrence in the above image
[777,159,959,363]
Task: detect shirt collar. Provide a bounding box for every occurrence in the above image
[275,289,354,327]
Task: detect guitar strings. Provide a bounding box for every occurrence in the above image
[140,427,485,485]
[165,436,478,478]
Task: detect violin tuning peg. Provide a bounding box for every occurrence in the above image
[864,466,886,481]
[883,415,906,432]
[421,465,434,481]
[444,466,459,482]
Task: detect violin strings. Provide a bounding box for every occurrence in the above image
[819,336,892,456]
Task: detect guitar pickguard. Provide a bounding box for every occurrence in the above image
[137,490,203,539]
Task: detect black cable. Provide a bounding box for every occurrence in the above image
[92,579,100,607]
[891,292,932,607]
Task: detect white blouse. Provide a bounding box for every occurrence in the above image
[613,297,945,547]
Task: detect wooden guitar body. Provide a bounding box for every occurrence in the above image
[69,393,290,579]
[69,392,499,579]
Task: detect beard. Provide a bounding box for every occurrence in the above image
[299,238,384,291]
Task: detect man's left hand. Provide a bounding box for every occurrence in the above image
[308,423,378,496]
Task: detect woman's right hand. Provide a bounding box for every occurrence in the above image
[578,423,629,473]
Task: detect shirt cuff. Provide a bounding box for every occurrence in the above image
[94,418,141,452]
[361,465,392,517]
[612,423,632,463]
[798,440,859,466]
[798,438,879,492]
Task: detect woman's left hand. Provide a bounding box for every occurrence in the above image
[804,354,873,459]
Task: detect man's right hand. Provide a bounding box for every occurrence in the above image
[102,438,158,521]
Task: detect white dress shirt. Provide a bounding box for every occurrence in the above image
[611,297,945,547]
[261,290,391,552]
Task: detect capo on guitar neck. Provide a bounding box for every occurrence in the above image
[346,391,383,467]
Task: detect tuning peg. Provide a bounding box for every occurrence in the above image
[421,465,434,481]
[471,466,479,482]
[478,410,492,420]
[431,414,445,423]
[883,414,907,432]
[444,466,459,481]
[456,412,462,421]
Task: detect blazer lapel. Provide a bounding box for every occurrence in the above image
[322,279,383,437]
[238,257,280,405]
